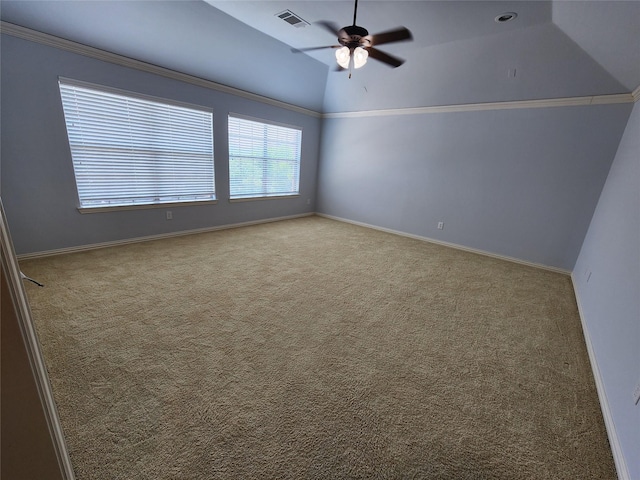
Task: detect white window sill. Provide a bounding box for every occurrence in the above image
[229,195,300,203]
[77,200,217,214]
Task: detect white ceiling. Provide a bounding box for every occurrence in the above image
[206,1,552,61]
[1,1,639,113]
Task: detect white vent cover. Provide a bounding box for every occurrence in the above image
[276,10,309,28]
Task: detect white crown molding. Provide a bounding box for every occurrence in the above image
[2,21,636,119]
[323,93,635,119]
[0,21,322,118]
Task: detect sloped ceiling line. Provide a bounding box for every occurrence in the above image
[552,1,640,91]
[2,21,636,120]
[0,22,322,119]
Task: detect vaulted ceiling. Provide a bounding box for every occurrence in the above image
[1,1,639,113]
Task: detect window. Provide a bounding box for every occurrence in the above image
[59,78,215,210]
[228,114,301,200]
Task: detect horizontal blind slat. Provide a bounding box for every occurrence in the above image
[60,80,215,208]
[228,115,301,200]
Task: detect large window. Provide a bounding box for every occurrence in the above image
[59,78,215,210]
[228,114,301,200]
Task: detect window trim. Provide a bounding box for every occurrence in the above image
[228,113,302,201]
[59,77,216,212]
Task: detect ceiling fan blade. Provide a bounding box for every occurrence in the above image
[291,45,340,53]
[367,47,405,68]
[316,20,342,37]
[370,27,413,46]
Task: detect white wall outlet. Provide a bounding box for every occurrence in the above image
[633,382,640,405]
[166,211,173,220]
[437,222,444,230]
[307,198,311,205]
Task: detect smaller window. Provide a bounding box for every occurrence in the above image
[59,78,215,210]
[228,114,301,200]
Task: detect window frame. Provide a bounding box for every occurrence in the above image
[58,77,216,213]
[227,113,302,202]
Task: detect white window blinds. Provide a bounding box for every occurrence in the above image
[59,78,215,209]
[228,115,301,199]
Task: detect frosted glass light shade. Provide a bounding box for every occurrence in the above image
[335,46,350,69]
[353,47,368,69]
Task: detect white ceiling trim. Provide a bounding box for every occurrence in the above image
[323,93,634,119]
[2,21,635,119]
[0,21,322,118]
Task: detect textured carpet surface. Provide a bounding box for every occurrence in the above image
[22,216,615,479]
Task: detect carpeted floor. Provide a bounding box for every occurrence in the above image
[21,216,615,479]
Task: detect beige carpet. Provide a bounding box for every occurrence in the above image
[21,216,615,479]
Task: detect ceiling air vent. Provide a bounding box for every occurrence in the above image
[276,10,309,28]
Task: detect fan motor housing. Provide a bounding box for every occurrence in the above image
[338,25,371,48]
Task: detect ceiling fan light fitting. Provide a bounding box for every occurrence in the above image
[353,46,368,69]
[294,0,413,73]
[335,46,351,69]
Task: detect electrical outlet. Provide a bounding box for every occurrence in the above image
[166,211,172,220]
[633,382,640,405]
[307,198,311,205]
[437,222,444,230]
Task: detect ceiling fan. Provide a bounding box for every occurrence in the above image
[292,0,413,77]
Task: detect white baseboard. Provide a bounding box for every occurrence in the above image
[13,208,624,477]
[318,212,625,477]
[20,211,570,273]
[316,213,571,275]
[571,276,629,480]
[17,213,314,260]
[1,200,76,479]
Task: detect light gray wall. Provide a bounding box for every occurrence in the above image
[573,102,640,480]
[317,104,632,271]
[0,0,329,112]
[1,34,321,255]
[322,21,628,113]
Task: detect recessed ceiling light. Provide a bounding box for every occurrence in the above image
[495,12,518,23]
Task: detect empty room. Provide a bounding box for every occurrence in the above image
[1,1,638,479]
